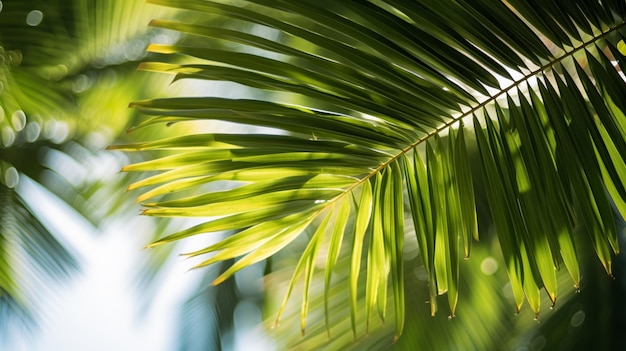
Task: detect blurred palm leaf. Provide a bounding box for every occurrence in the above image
[0,179,78,337]
[117,0,626,345]
[175,259,240,351]
[0,0,176,331]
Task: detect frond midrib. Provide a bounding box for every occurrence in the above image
[321,19,626,215]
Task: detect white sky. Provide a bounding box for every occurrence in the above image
[4,176,199,351]
[4,175,273,351]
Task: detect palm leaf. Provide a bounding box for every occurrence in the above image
[510,228,626,351]
[176,260,240,351]
[117,0,626,343]
[0,0,177,331]
[267,241,579,350]
[0,179,78,336]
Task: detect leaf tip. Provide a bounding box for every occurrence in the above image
[146,43,159,53]
[144,242,161,249]
[548,293,556,305]
[136,193,151,203]
[271,320,278,330]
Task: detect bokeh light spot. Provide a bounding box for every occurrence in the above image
[4,166,19,188]
[24,121,41,142]
[12,109,26,131]
[44,120,71,143]
[570,310,585,328]
[26,10,43,26]
[8,50,22,65]
[480,257,498,275]
[72,74,91,93]
[2,126,15,147]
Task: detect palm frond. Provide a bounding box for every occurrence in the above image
[0,0,174,141]
[267,240,579,350]
[117,0,626,343]
[0,179,78,336]
[511,227,626,351]
[0,0,178,331]
[176,260,240,351]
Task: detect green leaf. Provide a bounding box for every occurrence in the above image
[404,150,437,316]
[454,121,478,254]
[444,132,460,317]
[212,214,316,285]
[118,2,626,345]
[474,116,525,312]
[273,208,332,333]
[390,160,405,340]
[366,172,385,333]
[427,141,449,296]
[324,198,350,337]
[349,180,372,338]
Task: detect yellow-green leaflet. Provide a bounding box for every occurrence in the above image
[324,198,351,337]
[349,180,373,338]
